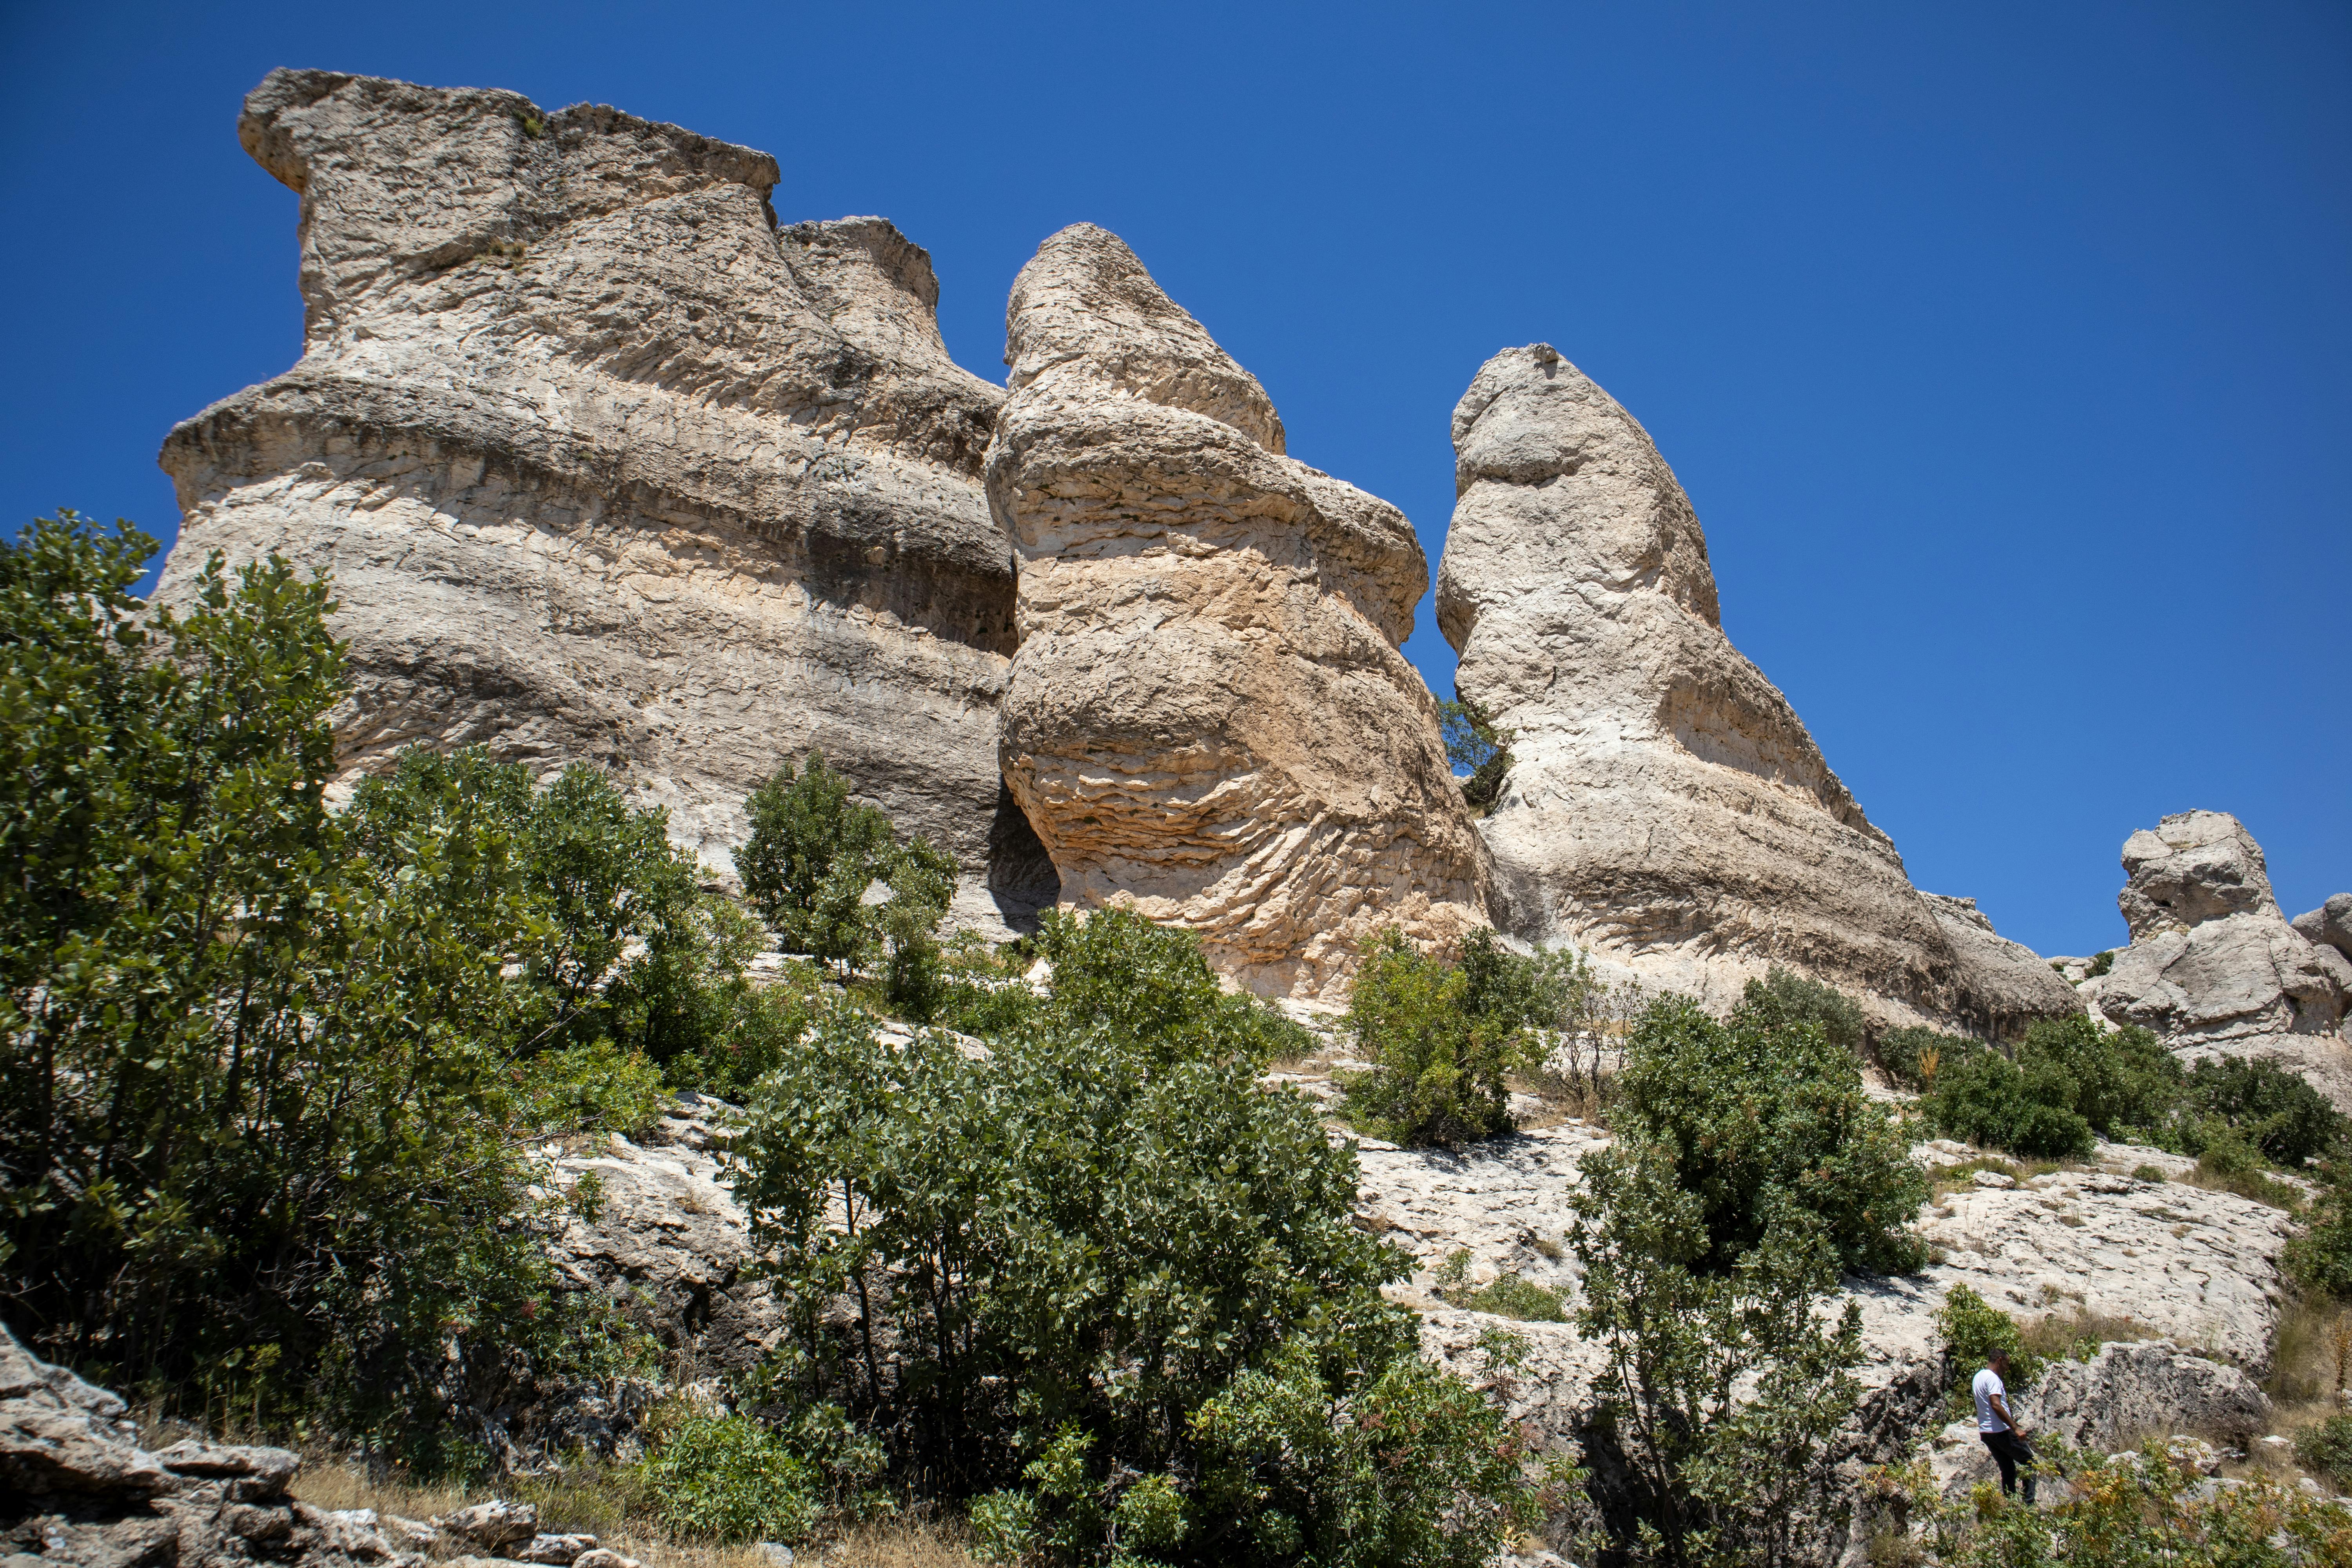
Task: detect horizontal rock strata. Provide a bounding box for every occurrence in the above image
[987,224,1490,997]
[1434,344,2069,1033]
[156,70,1053,926]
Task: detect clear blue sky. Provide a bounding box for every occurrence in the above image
[3,0,2345,958]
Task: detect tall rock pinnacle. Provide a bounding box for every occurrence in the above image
[1436,344,2073,1031]
[987,225,1491,998]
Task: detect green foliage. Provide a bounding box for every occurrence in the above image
[731,909,1547,1565]
[2182,1055,2346,1167]
[736,753,952,989]
[1924,1017,2201,1161]
[1436,691,1514,811]
[1740,966,1867,1058]
[2130,1164,2167,1183]
[2086,948,2115,978]
[1338,926,1592,1149]
[1610,993,1928,1276]
[637,1414,822,1543]
[2286,1151,2352,1298]
[1430,1250,1568,1321]
[0,515,657,1463]
[1875,1025,1985,1093]
[1934,1284,2040,1394]
[1900,1438,2352,1566]
[2296,1413,2352,1491]
[1569,1136,1869,1566]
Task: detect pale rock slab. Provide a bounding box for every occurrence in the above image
[155,71,1053,929]
[2080,811,2352,1107]
[2292,893,2352,962]
[1433,345,2066,1037]
[986,224,1490,998]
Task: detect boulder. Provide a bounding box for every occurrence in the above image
[1433,344,2051,1031]
[439,1502,537,1550]
[154,70,1053,932]
[985,224,1490,997]
[2083,811,2351,1107]
[2024,1341,2270,1453]
[1,1323,415,1568]
[2293,893,2352,961]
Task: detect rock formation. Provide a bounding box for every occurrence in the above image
[2024,1340,2271,1454]
[155,70,1054,928]
[2080,810,2352,1105]
[985,224,1490,997]
[2,1323,413,1568]
[1433,343,2068,1034]
[2294,893,2352,962]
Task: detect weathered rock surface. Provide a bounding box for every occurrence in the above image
[154,70,1053,929]
[545,1094,777,1378]
[1433,344,2066,1036]
[2080,811,2352,1106]
[2294,893,2352,962]
[1,1323,414,1568]
[986,223,1490,997]
[1924,894,2085,1036]
[2027,1340,2270,1452]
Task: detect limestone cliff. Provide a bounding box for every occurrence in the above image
[156,70,1054,926]
[986,225,1491,998]
[1435,343,2069,1035]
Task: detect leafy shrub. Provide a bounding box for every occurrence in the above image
[1437,690,1514,811]
[1927,1049,2096,1158]
[1874,1025,1984,1093]
[1338,927,1533,1147]
[1429,1250,1567,1321]
[1610,993,1927,1275]
[2289,1151,2352,1298]
[2087,948,2115,978]
[1741,966,1867,1058]
[638,1414,822,1543]
[730,909,1547,1565]
[2018,1015,2180,1144]
[1934,1284,2039,1394]
[1569,1137,1868,1566]
[2296,1413,2352,1491]
[737,753,954,996]
[1905,1439,2352,1565]
[2131,1163,2167,1183]
[2183,1055,2346,1167]
[0,515,652,1461]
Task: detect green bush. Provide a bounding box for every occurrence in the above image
[0,514,657,1463]
[1610,993,1927,1275]
[730,909,1548,1565]
[2287,1152,2352,1298]
[2183,1055,2346,1167]
[1933,1283,2039,1394]
[737,753,954,998]
[1741,966,1867,1058]
[1874,1025,1985,1093]
[1338,928,1531,1147]
[2295,1413,2352,1491]
[638,1414,822,1543]
[1927,1050,2096,1159]
[1429,1250,1567,1321]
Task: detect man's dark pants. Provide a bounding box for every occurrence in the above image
[1981,1429,2038,1503]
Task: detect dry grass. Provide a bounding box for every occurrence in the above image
[283,1453,980,1568]
[2180,1158,2305,1212]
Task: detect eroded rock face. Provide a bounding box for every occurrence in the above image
[2294,893,2352,962]
[1,1323,414,1568]
[2026,1341,2270,1453]
[156,70,1051,927]
[1434,344,2060,1032]
[986,224,1490,997]
[2083,811,2352,1106]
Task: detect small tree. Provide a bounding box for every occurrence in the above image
[738,753,956,995]
[1569,1138,1867,1568]
[1437,690,1515,811]
[1339,928,1532,1148]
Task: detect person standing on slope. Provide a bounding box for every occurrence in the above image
[1974,1348,2038,1503]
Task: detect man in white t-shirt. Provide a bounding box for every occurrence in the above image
[1972,1348,2037,1503]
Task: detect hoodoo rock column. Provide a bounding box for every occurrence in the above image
[986,225,1490,998]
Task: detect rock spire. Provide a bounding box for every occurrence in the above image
[987,225,1491,997]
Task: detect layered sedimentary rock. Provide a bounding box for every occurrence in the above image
[1923,894,2084,1037]
[986,224,1490,997]
[156,70,1053,924]
[1434,343,2065,1032]
[2082,810,2352,1104]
